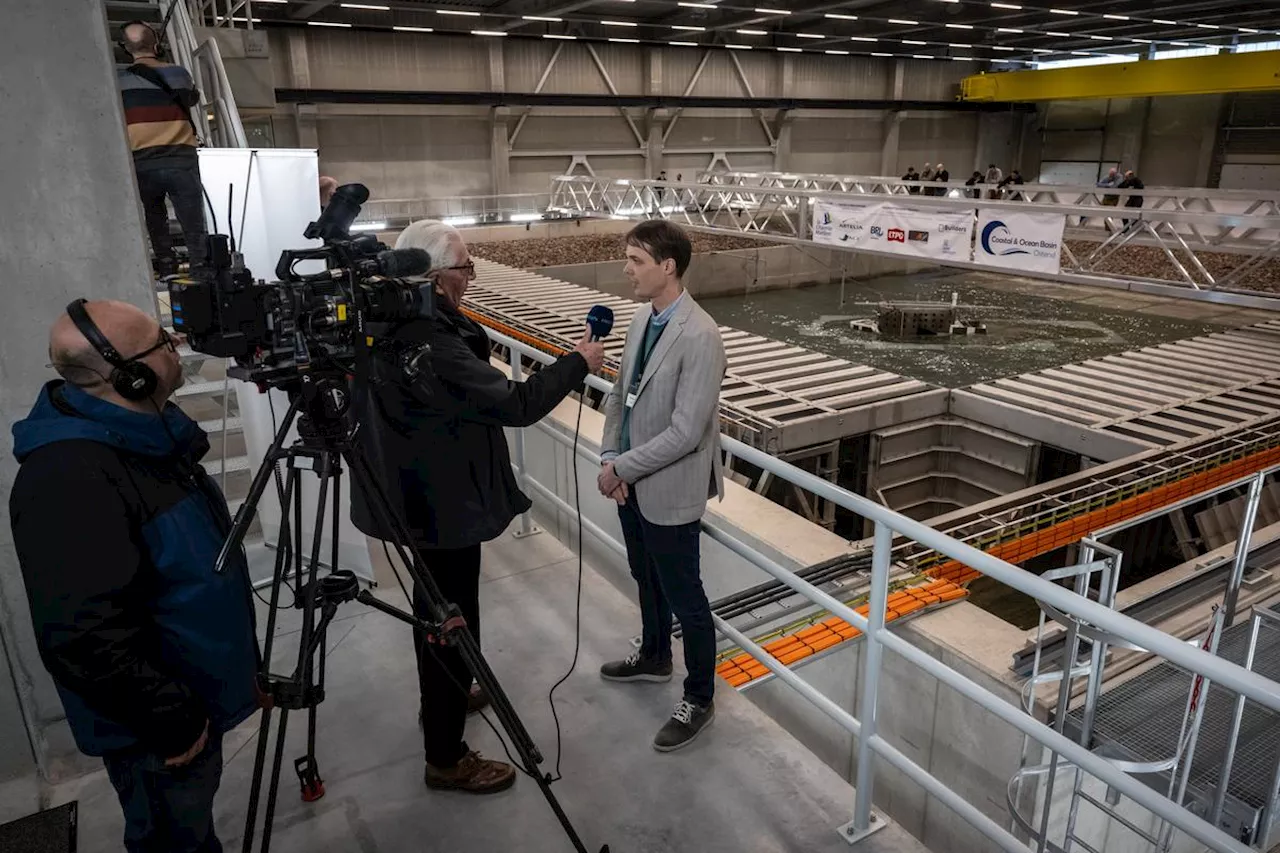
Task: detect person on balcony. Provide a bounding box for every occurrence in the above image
[117,21,207,278]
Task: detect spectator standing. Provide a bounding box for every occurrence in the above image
[984,163,1003,199]
[902,166,921,194]
[117,21,207,277]
[932,163,950,197]
[998,169,1025,200]
[1118,169,1145,230]
[965,171,983,200]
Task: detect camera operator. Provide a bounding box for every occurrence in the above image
[10,300,259,853]
[350,219,606,794]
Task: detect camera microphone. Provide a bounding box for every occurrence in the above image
[586,305,614,341]
[373,248,432,279]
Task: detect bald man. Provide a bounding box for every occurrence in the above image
[11,301,258,853]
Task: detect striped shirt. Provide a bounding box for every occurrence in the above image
[118,59,200,170]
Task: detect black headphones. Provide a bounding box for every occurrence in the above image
[65,299,160,401]
[119,20,165,59]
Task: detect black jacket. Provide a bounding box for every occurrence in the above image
[350,302,589,548]
[10,382,259,757]
[1119,176,1145,207]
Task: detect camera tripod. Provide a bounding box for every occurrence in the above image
[216,372,607,853]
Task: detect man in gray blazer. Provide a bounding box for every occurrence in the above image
[597,220,727,752]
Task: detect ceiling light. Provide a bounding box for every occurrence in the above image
[670,40,698,45]
[1044,31,1071,37]
[255,0,288,3]
[796,33,825,38]
[1238,28,1260,34]
[997,27,1023,33]
[872,51,893,56]
[340,3,390,9]
[725,43,752,49]
[1049,8,1079,15]
[948,43,969,48]
[992,45,1015,50]
[307,20,351,26]
[1031,48,1052,53]
[229,16,263,22]
[437,9,480,16]
[1103,14,1129,20]
[393,25,434,32]
[902,39,926,45]
[1152,19,1178,25]
[349,222,388,231]
[777,46,802,51]
[1070,50,1091,56]
[1168,41,1195,46]
[1088,34,1112,40]
[913,54,933,59]
[472,30,506,36]
[609,37,640,42]
[1196,23,1220,29]
[736,28,767,35]
[952,55,976,60]
[946,23,973,29]
[672,24,706,30]
[678,2,716,7]
[543,33,576,39]
[826,49,850,54]
[825,13,859,20]
[756,7,791,13]
[888,19,918,25]
[602,20,638,26]
[848,36,877,41]
[523,15,563,21]
[991,2,1021,8]
[1130,38,1151,43]
[933,0,959,3]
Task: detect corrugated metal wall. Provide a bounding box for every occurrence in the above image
[898,115,980,177]
[316,115,492,199]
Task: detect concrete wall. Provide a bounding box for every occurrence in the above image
[0,0,158,806]
[265,28,985,202]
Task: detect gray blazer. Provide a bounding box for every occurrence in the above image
[602,292,727,525]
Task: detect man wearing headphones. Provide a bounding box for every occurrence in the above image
[10,300,259,852]
[118,20,208,277]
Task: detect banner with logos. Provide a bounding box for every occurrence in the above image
[973,209,1066,274]
[811,198,975,261]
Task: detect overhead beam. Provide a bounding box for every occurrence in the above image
[278,88,1037,112]
[962,51,1280,102]
[291,0,338,20]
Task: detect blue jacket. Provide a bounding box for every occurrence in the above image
[10,381,259,757]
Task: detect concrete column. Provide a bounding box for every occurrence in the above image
[1131,96,1154,176]
[0,0,155,787]
[286,28,312,88]
[774,111,793,172]
[491,108,511,195]
[646,109,667,178]
[488,39,505,94]
[880,113,903,176]
[647,47,662,97]
[295,103,319,150]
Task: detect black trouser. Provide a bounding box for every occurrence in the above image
[411,542,482,768]
[617,496,715,706]
[136,163,208,270]
[103,731,224,853]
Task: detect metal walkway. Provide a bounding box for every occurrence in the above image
[547,174,1280,295]
[466,259,947,452]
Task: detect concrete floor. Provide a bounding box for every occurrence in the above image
[21,525,931,853]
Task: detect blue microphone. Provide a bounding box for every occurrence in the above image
[586,305,614,341]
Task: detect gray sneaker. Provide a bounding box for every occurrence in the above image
[653,699,715,752]
[600,651,673,683]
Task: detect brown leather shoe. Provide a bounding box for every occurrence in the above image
[467,684,490,715]
[424,751,516,794]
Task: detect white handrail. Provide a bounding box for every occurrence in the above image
[486,322,1279,853]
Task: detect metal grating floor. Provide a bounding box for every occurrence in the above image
[1072,602,1280,810]
[466,259,948,451]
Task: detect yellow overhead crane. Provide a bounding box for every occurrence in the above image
[960,49,1280,102]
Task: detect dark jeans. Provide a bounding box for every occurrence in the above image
[102,731,223,853]
[617,496,715,706]
[136,164,208,270]
[411,542,482,768]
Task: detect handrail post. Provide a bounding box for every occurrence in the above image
[508,346,540,539]
[842,520,893,844]
[1224,471,1264,627]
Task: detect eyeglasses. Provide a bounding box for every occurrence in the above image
[443,260,476,277]
[127,329,178,362]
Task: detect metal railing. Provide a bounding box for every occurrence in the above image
[164,0,248,148]
[548,175,1280,294]
[485,324,1280,853]
[353,193,557,230]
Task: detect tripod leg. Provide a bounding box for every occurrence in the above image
[240,705,274,853]
[261,708,291,853]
